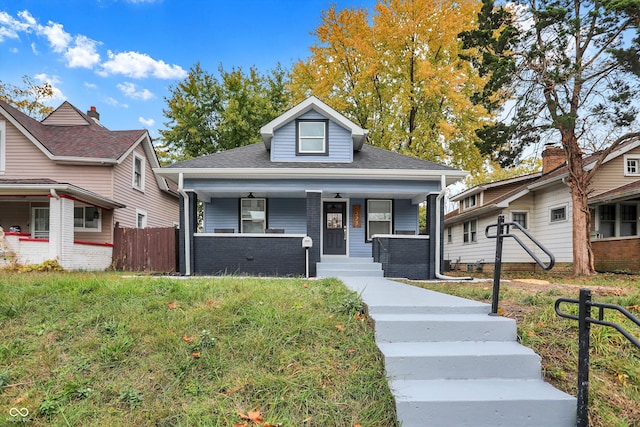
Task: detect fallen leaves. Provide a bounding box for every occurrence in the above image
[167,301,178,309]
[182,335,195,343]
[235,409,282,426]
[335,324,345,331]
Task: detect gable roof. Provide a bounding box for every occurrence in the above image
[0,99,146,162]
[260,96,367,151]
[159,142,466,185]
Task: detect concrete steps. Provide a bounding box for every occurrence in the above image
[317,257,383,278]
[337,275,576,427]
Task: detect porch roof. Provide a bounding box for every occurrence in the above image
[0,178,126,209]
[589,180,640,205]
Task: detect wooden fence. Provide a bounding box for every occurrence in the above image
[112,225,178,273]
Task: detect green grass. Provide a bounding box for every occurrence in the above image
[0,272,398,426]
[410,273,640,427]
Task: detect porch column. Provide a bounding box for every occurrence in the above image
[306,190,321,277]
[426,193,441,279]
[49,195,74,268]
[178,192,197,275]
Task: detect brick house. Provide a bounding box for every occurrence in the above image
[0,99,179,270]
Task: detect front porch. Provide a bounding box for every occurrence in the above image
[179,191,442,279]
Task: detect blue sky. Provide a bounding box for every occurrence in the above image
[1,0,375,138]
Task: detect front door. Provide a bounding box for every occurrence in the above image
[323,201,347,255]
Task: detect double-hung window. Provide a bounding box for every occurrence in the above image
[463,195,477,209]
[32,207,50,238]
[463,219,477,243]
[599,204,615,237]
[74,206,101,231]
[366,199,392,241]
[136,209,147,229]
[132,153,145,191]
[297,120,328,155]
[620,204,637,237]
[625,155,640,176]
[241,198,266,233]
[511,212,528,229]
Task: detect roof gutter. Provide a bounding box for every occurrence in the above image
[178,172,191,276]
[435,175,471,281]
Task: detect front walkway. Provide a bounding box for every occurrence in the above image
[337,275,577,427]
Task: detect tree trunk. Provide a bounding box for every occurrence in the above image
[563,130,595,276]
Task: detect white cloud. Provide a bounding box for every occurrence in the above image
[117,82,155,100]
[99,50,187,79]
[0,10,32,41]
[10,47,18,53]
[39,21,71,53]
[105,97,129,109]
[30,42,37,54]
[139,117,155,127]
[64,35,101,68]
[84,82,97,89]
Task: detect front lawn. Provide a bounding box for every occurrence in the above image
[0,272,398,426]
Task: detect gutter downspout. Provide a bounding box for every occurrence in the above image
[435,175,471,280]
[178,173,191,276]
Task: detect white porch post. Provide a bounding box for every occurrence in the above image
[49,194,74,268]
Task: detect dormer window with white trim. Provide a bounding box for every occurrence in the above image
[297,120,328,155]
[132,153,145,191]
[463,194,477,210]
[625,155,640,176]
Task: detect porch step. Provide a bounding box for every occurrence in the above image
[316,258,383,278]
[378,341,542,380]
[372,312,517,342]
[391,378,576,427]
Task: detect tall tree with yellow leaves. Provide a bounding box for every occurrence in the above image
[290,0,492,171]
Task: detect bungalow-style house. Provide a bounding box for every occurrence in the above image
[0,99,179,270]
[155,96,467,279]
[444,142,640,273]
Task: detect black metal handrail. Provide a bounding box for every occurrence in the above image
[555,288,640,427]
[486,214,555,314]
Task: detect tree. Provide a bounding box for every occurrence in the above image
[460,0,640,275]
[160,63,292,159]
[0,75,54,119]
[290,0,493,171]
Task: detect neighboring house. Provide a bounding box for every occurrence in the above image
[156,96,466,278]
[445,142,640,273]
[0,99,179,270]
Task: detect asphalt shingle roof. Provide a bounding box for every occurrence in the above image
[0,99,145,160]
[168,142,458,171]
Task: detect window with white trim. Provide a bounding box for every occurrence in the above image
[136,209,147,228]
[0,120,6,174]
[367,199,392,241]
[511,211,528,229]
[241,198,266,233]
[463,194,477,209]
[74,205,101,231]
[132,153,145,191]
[599,204,615,238]
[620,204,637,237]
[550,205,567,223]
[32,207,50,238]
[625,155,640,176]
[463,219,477,243]
[297,120,328,155]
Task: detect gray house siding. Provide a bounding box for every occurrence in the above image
[394,199,419,233]
[270,111,353,163]
[204,198,238,232]
[204,198,306,234]
[349,198,370,257]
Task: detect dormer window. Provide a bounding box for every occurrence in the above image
[463,194,477,209]
[625,155,640,176]
[297,120,328,155]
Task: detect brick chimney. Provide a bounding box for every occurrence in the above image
[542,144,566,174]
[87,106,100,122]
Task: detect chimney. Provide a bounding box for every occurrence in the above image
[87,106,100,122]
[542,144,566,174]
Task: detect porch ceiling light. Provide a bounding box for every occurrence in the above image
[334,193,342,198]
[247,192,255,199]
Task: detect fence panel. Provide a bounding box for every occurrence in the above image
[113,226,177,272]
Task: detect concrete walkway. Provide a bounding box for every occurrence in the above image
[337,275,577,427]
